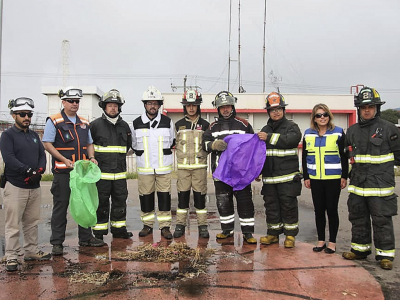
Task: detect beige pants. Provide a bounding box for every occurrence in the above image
[2,182,41,260]
[177,168,208,194]
[138,173,172,228]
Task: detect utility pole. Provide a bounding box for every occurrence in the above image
[262,0,267,93]
[228,0,232,91]
[62,40,70,88]
[0,0,4,107]
[171,75,201,93]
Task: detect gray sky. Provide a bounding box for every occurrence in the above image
[1,0,400,120]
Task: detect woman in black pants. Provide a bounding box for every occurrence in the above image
[302,104,348,254]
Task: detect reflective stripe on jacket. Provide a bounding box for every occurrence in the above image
[304,127,343,180]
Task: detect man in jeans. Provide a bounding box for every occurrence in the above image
[43,87,104,255]
[0,97,51,272]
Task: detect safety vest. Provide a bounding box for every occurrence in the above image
[132,112,175,175]
[175,116,209,170]
[48,110,89,174]
[304,127,343,180]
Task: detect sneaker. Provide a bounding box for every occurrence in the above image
[284,236,295,248]
[24,250,52,261]
[113,231,133,239]
[342,251,368,260]
[52,244,64,256]
[380,259,393,270]
[198,225,210,239]
[161,227,173,239]
[173,224,185,238]
[79,236,105,247]
[6,259,18,272]
[216,230,234,239]
[243,233,257,244]
[260,235,279,245]
[139,225,153,237]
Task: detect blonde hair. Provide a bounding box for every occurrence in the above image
[310,103,335,131]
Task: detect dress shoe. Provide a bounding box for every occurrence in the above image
[324,247,336,254]
[312,244,326,252]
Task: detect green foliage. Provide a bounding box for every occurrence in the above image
[41,174,54,181]
[380,109,400,124]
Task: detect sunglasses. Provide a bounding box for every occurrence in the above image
[65,99,80,104]
[14,112,33,118]
[315,112,329,118]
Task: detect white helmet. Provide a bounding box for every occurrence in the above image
[58,86,83,100]
[8,97,35,113]
[142,86,163,105]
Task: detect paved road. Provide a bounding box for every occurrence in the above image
[1,178,399,299]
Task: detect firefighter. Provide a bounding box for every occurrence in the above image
[174,89,210,239]
[342,87,400,270]
[131,86,176,239]
[257,92,302,248]
[203,91,257,244]
[91,89,133,240]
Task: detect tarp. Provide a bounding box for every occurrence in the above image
[69,160,101,228]
[213,133,266,191]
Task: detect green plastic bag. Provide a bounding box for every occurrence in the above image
[69,160,101,228]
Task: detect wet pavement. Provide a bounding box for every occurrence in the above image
[1,178,399,299]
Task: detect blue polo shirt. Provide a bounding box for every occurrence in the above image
[0,125,46,189]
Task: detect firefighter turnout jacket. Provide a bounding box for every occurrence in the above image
[175,115,209,170]
[48,109,89,173]
[132,111,175,175]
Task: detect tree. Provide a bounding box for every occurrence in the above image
[380,109,400,124]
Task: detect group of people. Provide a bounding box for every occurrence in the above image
[1,85,399,273]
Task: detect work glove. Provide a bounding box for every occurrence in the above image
[24,167,44,185]
[211,140,228,152]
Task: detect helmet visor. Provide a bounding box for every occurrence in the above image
[14,97,35,109]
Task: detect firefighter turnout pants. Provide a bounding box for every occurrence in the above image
[93,178,129,236]
[214,181,254,234]
[261,181,301,236]
[348,193,397,261]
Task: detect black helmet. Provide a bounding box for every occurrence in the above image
[98,89,125,109]
[354,87,385,107]
[265,92,287,110]
[181,89,202,105]
[212,91,237,108]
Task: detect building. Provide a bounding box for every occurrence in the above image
[162,92,357,133]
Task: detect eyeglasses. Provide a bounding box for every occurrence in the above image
[146,101,160,106]
[269,108,283,113]
[14,112,33,118]
[315,112,329,118]
[65,99,80,104]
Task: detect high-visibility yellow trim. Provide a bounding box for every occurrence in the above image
[266,148,297,157]
[158,136,164,168]
[263,172,298,184]
[141,214,155,221]
[93,223,108,230]
[351,242,371,252]
[376,248,395,258]
[354,153,394,164]
[177,209,188,214]
[94,145,127,153]
[284,223,298,230]
[157,215,172,222]
[177,163,208,169]
[270,133,280,145]
[137,166,172,173]
[100,172,127,180]
[348,185,394,197]
[267,223,283,230]
[111,220,126,228]
[196,209,207,214]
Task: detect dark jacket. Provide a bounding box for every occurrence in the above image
[90,114,132,174]
[346,116,400,197]
[0,125,46,188]
[260,116,302,184]
[203,115,254,173]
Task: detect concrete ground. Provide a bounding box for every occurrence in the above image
[0,178,399,299]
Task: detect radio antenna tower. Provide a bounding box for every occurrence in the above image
[62,40,70,88]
